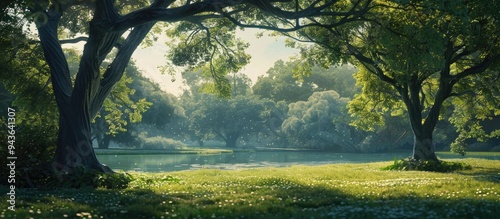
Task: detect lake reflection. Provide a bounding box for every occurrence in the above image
[97,151,402,172]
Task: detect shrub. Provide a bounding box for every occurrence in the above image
[20,166,133,189]
[382,157,472,172]
[137,132,187,149]
[0,124,57,186]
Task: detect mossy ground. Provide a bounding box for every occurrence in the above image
[1,158,498,218]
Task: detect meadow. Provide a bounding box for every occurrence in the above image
[1,158,498,219]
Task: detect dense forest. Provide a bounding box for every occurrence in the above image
[91,60,500,152]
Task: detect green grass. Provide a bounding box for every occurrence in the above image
[436,151,499,158]
[1,158,499,218]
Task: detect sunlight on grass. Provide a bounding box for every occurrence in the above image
[1,158,498,218]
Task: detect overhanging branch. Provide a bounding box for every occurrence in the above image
[453,54,500,83]
[103,0,371,33]
[30,36,89,45]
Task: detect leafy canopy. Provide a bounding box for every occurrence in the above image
[284,0,500,154]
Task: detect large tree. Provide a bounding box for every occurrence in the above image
[4,0,371,172]
[282,90,357,150]
[181,69,263,147]
[0,11,149,185]
[288,0,500,161]
[189,94,266,147]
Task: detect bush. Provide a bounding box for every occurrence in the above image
[0,124,57,186]
[382,157,472,172]
[137,132,187,149]
[20,166,133,189]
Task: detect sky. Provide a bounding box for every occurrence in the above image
[131,28,300,96]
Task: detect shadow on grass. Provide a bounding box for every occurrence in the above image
[457,166,500,183]
[1,176,499,219]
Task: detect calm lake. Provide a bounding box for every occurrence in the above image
[96,150,499,172]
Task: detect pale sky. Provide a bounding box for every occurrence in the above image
[132,28,300,96]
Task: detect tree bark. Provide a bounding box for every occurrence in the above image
[52,114,111,173]
[410,127,439,161]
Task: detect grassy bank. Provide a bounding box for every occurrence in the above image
[436,151,499,159]
[1,158,498,218]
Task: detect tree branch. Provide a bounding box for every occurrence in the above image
[59,36,88,44]
[453,54,500,83]
[89,0,174,118]
[36,10,72,111]
[102,0,371,33]
[104,1,220,32]
[346,44,399,89]
[30,36,89,45]
[449,90,476,98]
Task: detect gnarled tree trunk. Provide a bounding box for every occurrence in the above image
[51,109,108,173]
[36,0,160,173]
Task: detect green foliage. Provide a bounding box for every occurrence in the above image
[253,60,358,103]
[448,72,500,153]
[79,49,154,138]
[96,171,134,189]
[132,175,181,188]
[181,69,266,146]
[0,18,59,128]
[46,168,133,189]
[383,158,472,172]
[253,59,312,102]
[293,0,500,156]
[128,65,182,129]
[0,122,58,187]
[164,16,250,97]
[187,94,266,147]
[136,132,187,150]
[0,17,60,180]
[22,167,133,189]
[0,20,153,149]
[348,66,407,132]
[98,70,153,136]
[282,90,357,150]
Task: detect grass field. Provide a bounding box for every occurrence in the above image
[1,158,498,218]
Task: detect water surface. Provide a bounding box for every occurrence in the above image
[96,151,498,172]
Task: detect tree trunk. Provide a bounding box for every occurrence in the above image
[98,134,112,149]
[402,76,441,162]
[51,114,112,174]
[411,130,439,161]
[99,135,111,149]
[225,132,239,148]
[34,0,162,175]
[93,115,110,149]
[405,103,440,162]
